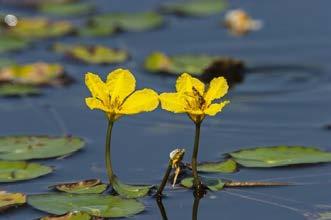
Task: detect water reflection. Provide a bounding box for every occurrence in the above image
[192,195,201,220]
[156,197,168,220]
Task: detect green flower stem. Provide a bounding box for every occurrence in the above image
[192,195,201,220]
[191,122,202,192]
[155,160,172,198]
[105,120,115,185]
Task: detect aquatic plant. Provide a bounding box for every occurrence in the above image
[159,73,230,193]
[85,68,159,190]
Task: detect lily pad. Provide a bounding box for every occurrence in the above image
[80,12,163,37]
[40,212,95,220]
[0,136,85,160]
[317,212,331,220]
[28,193,145,218]
[180,177,225,191]
[52,179,108,194]
[0,62,68,86]
[0,161,52,182]
[39,2,95,17]
[0,191,26,211]
[144,52,244,84]
[0,36,30,53]
[5,17,74,39]
[53,43,129,64]
[194,159,237,173]
[0,84,40,97]
[112,175,153,198]
[161,0,227,17]
[229,146,331,167]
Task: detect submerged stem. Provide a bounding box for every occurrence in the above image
[156,160,172,198]
[105,120,115,185]
[191,122,202,192]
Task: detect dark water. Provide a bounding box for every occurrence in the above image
[1,0,331,219]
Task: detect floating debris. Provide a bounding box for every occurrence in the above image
[224,9,262,36]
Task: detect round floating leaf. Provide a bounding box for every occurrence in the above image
[195,159,237,173]
[52,179,107,194]
[0,161,52,182]
[317,212,331,220]
[144,52,244,84]
[28,193,145,218]
[0,191,26,211]
[77,23,117,37]
[0,84,41,97]
[0,62,65,86]
[229,146,331,167]
[180,177,225,191]
[39,2,95,17]
[161,0,227,17]
[40,212,93,220]
[5,18,74,39]
[0,136,85,160]
[53,44,129,64]
[112,176,153,198]
[0,36,30,53]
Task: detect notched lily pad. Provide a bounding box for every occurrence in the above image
[0,160,52,182]
[180,177,225,191]
[0,135,85,160]
[112,175,154,198]
[229,146,331,167]
[0,84,41,97]
[52,179,108,194]
[39,2,95,17]
[40,212,97,220]
[0,36,30,53]
[144,52,244,85]
[0,62,72,86]
[53,43,129,64]
[160,0,227,17]
[192,159,237,173]
[28,193,145,218]
[0,191,26,211]
[4,17,74,39]
[79,12,163,37]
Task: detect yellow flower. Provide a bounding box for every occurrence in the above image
[159,73,230,123]
[85,68,159,121]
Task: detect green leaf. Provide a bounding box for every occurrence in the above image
[229,146,331,167]
[112,175,153,198]
[53,43,129,64]
[39,2,95,17]
[0,161,52,182]
[0,84,41,97]
[317,212,331,220]
[0,36,30,53]
[0,192,26,211]
[40,212,93,220]
[0,59,14,68]
[180,177,225,191]
[80,12,163,37]
[161,0,227,17]
[5,18,74,39]
[196,159,237,173]
[28,193,145,218]
[144,52,244,84]
[52,179,108,194]
[0,62,65,86]
[0,136,85,160]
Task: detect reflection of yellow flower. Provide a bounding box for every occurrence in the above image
[85,68,159,121]
[160,73,229,123]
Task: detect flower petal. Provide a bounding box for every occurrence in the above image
[85,97,109,112]
[204,101,230,116]
[106,68,136,104]
[175,73,205,95]
[120,89,159,114]
[159,92,187,113]
[85,72,109,100]
[204,77,229,105]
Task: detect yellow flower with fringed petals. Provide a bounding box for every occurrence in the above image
[85,68,159,121]
[159,73,230,123]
